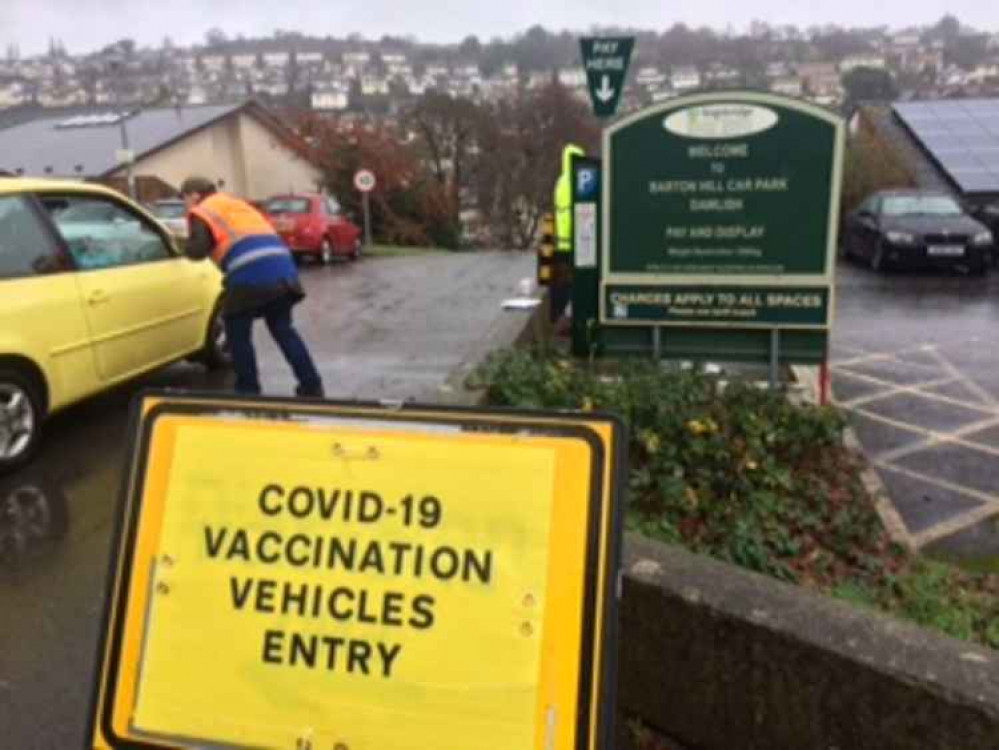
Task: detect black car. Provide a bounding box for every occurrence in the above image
[969,200,999,266]
[842,190,994,275]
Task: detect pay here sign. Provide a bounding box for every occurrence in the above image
[89,394,624,750]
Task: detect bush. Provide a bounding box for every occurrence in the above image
[474,349,999,649]
[841,127,916,216]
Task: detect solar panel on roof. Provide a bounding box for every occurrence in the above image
[893,99,999,194]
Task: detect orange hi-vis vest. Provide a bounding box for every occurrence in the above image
[188,193,293,278]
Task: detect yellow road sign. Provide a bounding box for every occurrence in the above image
[89,394,625,750]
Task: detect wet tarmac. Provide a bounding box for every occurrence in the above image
[831,259,999,563]
[0,251,533,749]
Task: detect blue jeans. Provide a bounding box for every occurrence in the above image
[224,298,324,397]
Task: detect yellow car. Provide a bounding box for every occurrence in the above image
[0,178,225,472]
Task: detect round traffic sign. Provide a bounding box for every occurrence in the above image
[354,169,376,193]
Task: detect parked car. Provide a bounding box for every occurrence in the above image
[262,193,362,264]
[842,190,994,275]
[969,200,999,267]
[148,198,189,240]
[0,178,226,473]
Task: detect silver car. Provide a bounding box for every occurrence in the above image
[149,198,189,240]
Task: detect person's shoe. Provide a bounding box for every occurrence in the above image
[295,384,325,399]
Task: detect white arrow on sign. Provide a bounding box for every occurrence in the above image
[595,75,616,103]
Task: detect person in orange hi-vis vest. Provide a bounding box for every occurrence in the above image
[181,176,324,398]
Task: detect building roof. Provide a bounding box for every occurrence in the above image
[893,99,999,195]
[0,102,255,178]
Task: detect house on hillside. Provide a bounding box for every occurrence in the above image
[797,62,843,105]
[0,100,320,201]
[771,76,804,98]
[840,54,888,73]
[671,66,701,92]
[557,67,586,88]
[311,84,349,112]
[263,51,290,69]
[232,54,257,71]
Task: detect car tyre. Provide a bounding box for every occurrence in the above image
[871,243,890,273]
[0,367,44,476]
[197,305,231,371]
[968,256,988,277]
[320,239,334,266]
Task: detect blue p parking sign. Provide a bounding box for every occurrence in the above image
[577,167,599,200]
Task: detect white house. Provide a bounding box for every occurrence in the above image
[454,63,481,78]
[202,55,226,73]
[636,66,667,86]
[232,54,257,71]
[382,53,407,66]
[297,52,323,68]
[0,81,26,107]
[840,54,888,73]
[502,63,519,78]
[361,75,389,96]
[426,63,450,78]
[407,77,429,96]
[187,84,209,105]
[343,52,371,68]
[770,76,804,97]
[311,86,349,111]
[263,52,290,69]
[671,66,701,92]
[557,67,586,88]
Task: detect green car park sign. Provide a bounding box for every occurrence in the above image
[589,91,845,364]
[580,37,634,119]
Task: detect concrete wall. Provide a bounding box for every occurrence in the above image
[617,534,999,750]
[114,112,321,200]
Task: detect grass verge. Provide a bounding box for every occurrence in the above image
[472,348,999,649]
[365,244,449,258]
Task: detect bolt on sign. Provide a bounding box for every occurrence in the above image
[88,394,625,750]
[579,37,634,119]
[601,92,844,362]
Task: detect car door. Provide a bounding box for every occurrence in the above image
[0,193,98,410]
[39,192,213,385]
[326,197,358,252]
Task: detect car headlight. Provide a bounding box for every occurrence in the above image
[971,230,994,246]
[886,230,918,245]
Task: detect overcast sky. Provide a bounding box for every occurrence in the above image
[1,0,995,56]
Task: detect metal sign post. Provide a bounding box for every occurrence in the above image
[354,169,376,248]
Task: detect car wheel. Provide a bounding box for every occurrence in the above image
[350,238,362,261]
[0,367,44,475]
[320,239,334,265]
[968,255,988,277]
[197,306,231,371]
[871,243,889,273]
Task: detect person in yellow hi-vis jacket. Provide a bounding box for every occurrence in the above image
[551,144,585,322]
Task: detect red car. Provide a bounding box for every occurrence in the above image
[262,193,362,264]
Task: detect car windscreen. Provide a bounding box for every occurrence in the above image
[266,198,311,215]
[152,203,186,219]
[882,196,962,217]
